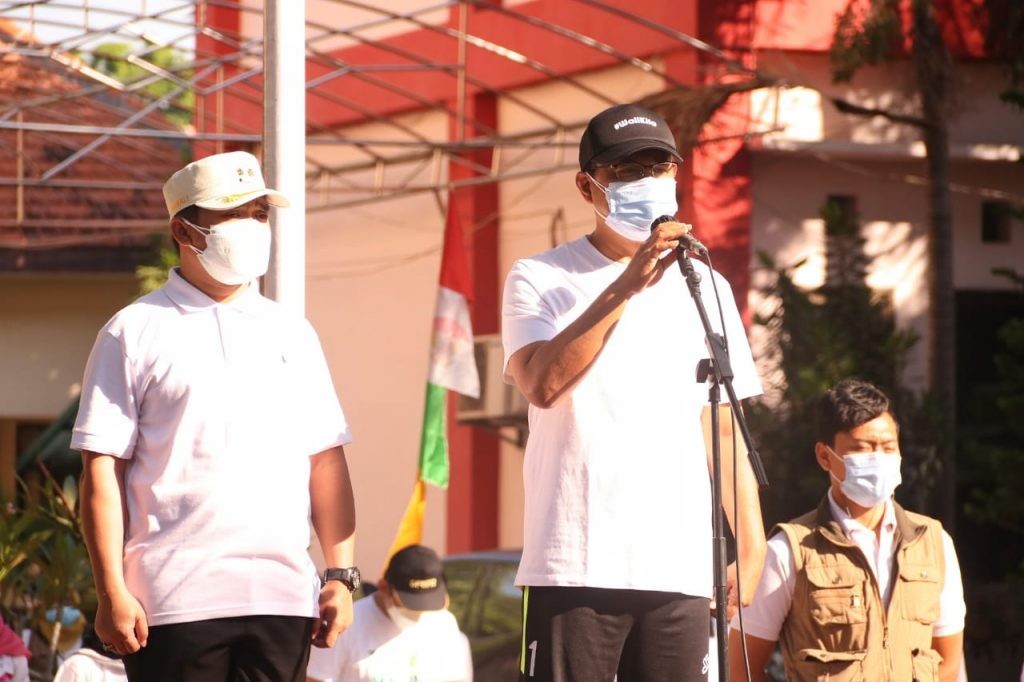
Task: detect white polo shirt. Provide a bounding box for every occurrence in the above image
[72,269,351,626]
[731,490,966,640]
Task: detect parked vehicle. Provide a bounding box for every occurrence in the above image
[443,550,522,681]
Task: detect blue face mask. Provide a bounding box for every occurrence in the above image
[829,446,902,508]
[589,175,678,242]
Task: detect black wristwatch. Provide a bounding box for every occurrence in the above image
[322,566,361,593]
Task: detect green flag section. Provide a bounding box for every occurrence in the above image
[418,382,450,488]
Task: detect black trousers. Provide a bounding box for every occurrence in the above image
[520,586,711,682]
[123,614,314,682]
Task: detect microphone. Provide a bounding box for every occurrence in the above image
[651,215,707,255]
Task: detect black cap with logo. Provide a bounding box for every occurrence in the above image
[384,545,447,611]
[578,103,681,170]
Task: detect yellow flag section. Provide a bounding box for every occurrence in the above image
[384,479,426,560]
[383,203,480,571]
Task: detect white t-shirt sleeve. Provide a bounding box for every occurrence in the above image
[71,327,138,458]
[707,269,762,402]
[730,531,795,641]
[501,260,557,373]
[933,529,966,637]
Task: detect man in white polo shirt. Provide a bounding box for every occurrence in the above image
[74,151,360,682]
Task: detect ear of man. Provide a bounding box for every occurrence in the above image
[575,171,594,202]
[170,206,204,250]
[813,441,833,474]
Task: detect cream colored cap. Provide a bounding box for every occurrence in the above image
[162,150,290,218]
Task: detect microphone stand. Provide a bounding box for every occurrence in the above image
[676,247,769,682]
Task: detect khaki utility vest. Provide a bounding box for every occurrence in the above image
[775,497,945,682]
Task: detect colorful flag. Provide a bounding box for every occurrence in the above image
[384,201,480,561]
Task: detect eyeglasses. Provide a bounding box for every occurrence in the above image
[592,161,678,183]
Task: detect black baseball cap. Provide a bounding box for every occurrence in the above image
[384,545,447,611]
[578,103,681,170]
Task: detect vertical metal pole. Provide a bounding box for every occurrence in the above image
[215,66,224,155]
[263,0,306,313]
[456,1,467,143]
[16,111,24,224]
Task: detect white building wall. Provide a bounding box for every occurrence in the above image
[302,109,452,577]
[747,53,1024,395]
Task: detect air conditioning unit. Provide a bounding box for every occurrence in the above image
[456,333,529,426]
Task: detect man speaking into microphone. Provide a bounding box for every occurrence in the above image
[501,103,767,682]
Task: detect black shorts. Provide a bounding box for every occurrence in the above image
[520,586,710,682]
[123,614,313,682]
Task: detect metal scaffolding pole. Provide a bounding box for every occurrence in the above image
[263,0,306,312]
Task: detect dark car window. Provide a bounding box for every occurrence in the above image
[478,561,521,637]
[444,560,487,637]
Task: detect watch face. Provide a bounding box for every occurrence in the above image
[348,568,362,591]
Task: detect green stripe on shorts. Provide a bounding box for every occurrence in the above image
[520,585,530,674]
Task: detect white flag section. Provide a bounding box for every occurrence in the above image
[428,285,480,399]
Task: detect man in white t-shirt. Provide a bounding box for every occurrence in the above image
[306,545,473,682]
[53,624,128,682]
[73,151,360,682]
[728,380,965,682]
[502,103,766,681]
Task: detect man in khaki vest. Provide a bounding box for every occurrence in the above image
[728,379,965,682]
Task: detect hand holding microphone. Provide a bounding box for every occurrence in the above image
[650,215,708,256]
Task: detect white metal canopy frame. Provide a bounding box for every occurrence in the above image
[0,0,770,254]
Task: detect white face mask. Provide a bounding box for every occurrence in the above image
[829,447,902,508]
[589,175,678,242]
[183,217,271,286]
[386,603,423,631]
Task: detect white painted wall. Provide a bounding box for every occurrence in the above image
[749,153,1024,393]
[751,53,1024,149]
[302,108,452,578]
[0,275,137,418]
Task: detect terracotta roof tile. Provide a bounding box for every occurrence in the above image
[0,22,188,271]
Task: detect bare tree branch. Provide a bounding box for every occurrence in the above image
[830,96,928,128]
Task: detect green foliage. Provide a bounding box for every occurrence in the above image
[0,469,94,656]
[85,41,194,128]
[746,199,932,525]
[136,239,180,297]
[830,0,903,83]
[962,270,1024,540]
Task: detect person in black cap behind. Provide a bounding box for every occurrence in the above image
[501,103,767,681]
[306,545,473,682]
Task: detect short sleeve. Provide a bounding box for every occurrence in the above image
[707,270,762,402]
[71,328,139,458]
[933,529,966,637]
[294,321,352,457]
[729,531,796,641]
[501,261,557,373]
